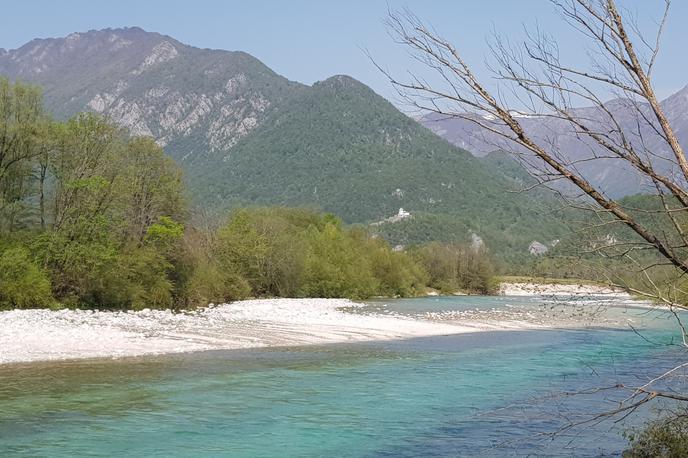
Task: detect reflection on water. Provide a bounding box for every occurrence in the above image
[0,297,686,457]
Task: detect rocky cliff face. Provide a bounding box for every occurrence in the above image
[0,27,298,164]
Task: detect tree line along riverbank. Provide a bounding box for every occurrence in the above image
[0,78,497,311]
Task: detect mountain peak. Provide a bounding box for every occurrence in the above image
[313,75,381,101]
[4,27,165,54]
[109,26,147,34]
[317,74,363,88]
[661,83,688,118]
[671,83,688,100]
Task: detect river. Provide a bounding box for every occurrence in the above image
[0,296,685,457]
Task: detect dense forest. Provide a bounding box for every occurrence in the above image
[0,78,496,310]
[188,73,570,268]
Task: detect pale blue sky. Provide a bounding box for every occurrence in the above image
[2,1,686,104]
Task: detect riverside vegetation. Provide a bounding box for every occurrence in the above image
[0,28,571,271]
[0,78,495,310]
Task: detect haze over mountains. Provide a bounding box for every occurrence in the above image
[0,27,567,260]
[419,86,688,198]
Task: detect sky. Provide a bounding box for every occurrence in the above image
[2,1,687,106]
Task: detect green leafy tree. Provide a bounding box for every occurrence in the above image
[368,238,427,297]
[300,223,378,299]
[411,242,496,294]
[185,260,251,305]
[0,78,45,231]
[0,246,54,309]
[123,137,185,244]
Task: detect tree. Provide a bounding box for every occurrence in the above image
[50,113,124,232]
[380,0,687,435]
[0,78,44,231]
[411,242,495,294]
[122,137,185,245]
[0,246,53,309]
[211,207,430,300]
[300,223,379,299]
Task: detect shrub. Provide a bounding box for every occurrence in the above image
[411,242,496,295]
[624,415,688,457]
[299,223,378,299]
[0,247,54,309]
[186,260,251,305]
[368,239,427,297]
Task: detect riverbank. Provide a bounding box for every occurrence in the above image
[498,279,629,296]
[0,298,553,365]
[2,282,655,365]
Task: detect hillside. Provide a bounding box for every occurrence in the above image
[419,87,688,198]
[0,28,569,262]
[193,75,568,263]
[0,27,297,163]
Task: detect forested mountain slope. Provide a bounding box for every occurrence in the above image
[0,28,568,260]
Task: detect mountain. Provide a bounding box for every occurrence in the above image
[0,28,569,263]
[419,87,688,198]
[0,27,297,162]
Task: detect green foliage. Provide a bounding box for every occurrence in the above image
[110,247,175,310]
[214,208,437,300]
[216,210,272,292]
[124,137,186,244]
[0,246,54,309]
[0,79,191,309]
[411,242,496,295]
[185,260,251,305]
[300,223,379,299]
[624,415,688,457]
[0,78,501,310]
[0,78,46,232]
[181,75,567,267]
[31,225,119,307]
[145,216,184,251]
[368,238,428,297]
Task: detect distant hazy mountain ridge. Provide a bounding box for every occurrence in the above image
[419,86,688,198]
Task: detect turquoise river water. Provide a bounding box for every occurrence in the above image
[1,296,686,457]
